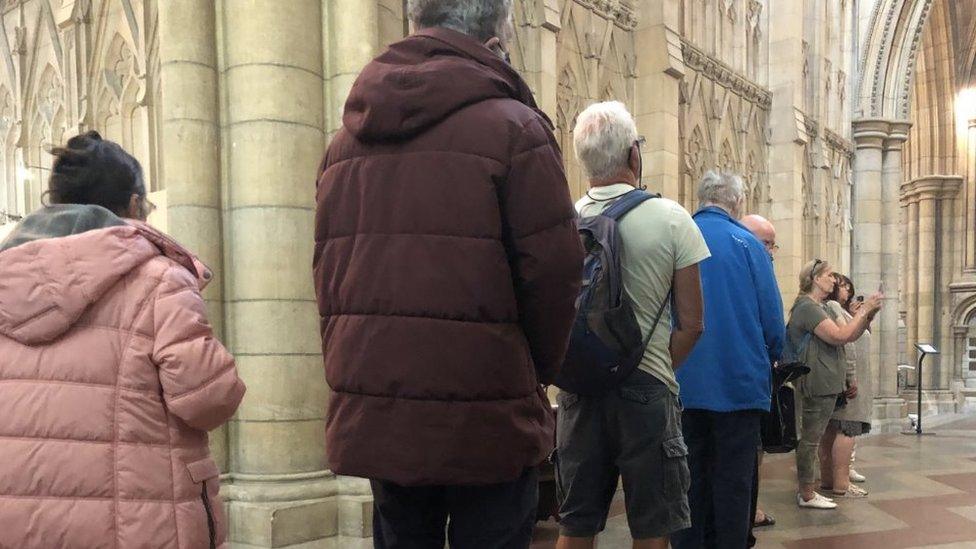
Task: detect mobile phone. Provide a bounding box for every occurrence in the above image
[856,296,864,302]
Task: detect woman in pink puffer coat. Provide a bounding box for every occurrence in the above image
[0,131,245,549]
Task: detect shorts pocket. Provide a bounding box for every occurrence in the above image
[556,391,580,411]
[662,436,691,499]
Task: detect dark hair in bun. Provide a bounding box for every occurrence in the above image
[46,130,145,216]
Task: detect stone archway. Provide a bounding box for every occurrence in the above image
[854,0,976,418]
[853,0,937,417]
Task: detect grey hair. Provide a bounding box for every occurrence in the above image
[697,170,745,212]
[408,0,514,42]
[573,101,639,181]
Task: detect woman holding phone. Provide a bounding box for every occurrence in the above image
[819,274,876,498]
[787,260,881,509]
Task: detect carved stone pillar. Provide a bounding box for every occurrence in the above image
[902,190,919,383]
[901,176,963,391]
[156,0,228,468]
[879,123,909,398]
[852,118,886,353]
[324,0,379,139]
[967,118,976,271]
[634,0,684,198]
[217,1,337,546]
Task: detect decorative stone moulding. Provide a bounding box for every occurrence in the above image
[802,114,820,139]
[575,0,638,30]
[680,38,772,109]
[899,174,963,205]
[824,128,855,157]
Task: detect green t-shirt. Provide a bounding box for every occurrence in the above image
[788,295,846,396]
[576,184,711,395]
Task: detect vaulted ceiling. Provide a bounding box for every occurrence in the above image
[947,0,976,87]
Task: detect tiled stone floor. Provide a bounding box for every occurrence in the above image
[532,414,976,548]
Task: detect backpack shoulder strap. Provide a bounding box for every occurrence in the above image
[601,189,658,221]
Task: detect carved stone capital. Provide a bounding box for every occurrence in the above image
[900,174,963,204]
[852,118,892,149]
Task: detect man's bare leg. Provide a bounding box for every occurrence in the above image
[633,537,669,549]
[557,536,594,549]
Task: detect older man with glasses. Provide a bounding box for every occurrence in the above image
[671,172,786,549]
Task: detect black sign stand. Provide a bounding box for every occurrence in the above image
[903,344,939,436]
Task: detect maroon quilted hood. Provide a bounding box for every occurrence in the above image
[343,28,550,141]
[315,28,583,486]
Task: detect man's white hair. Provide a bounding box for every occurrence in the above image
[697,170,745,212]
[408,0,514,42]
[573,101,639,181]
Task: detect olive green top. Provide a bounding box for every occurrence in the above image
[787,295,846,397]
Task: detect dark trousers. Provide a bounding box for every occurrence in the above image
[671,409,762,549]
[370,468,538,549]
[747,447,761,547]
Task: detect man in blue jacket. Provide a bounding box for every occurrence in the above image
[672,171,785,549]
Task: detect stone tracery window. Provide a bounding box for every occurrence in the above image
[27,65,66,213]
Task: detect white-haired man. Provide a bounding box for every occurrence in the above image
[672,173,785,549]
[741,213,780,544]
[314,0,584,546]
[555,101,710,549]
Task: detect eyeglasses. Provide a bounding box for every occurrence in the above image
[635,135,646,148]
[762,239,780,252]
[142,197,157,217]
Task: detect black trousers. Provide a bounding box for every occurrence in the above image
[671,409,762,549]
[370,468,538,549]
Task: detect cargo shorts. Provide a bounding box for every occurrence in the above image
[554,370,691,539]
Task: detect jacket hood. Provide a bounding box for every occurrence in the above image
[0,205,211,344]
[343,27,550,141]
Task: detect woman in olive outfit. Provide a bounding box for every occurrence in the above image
[788,260,881,509]
[819,274,875,499]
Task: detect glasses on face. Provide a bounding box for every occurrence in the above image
[762,239,780,252]
[142,197,157,217]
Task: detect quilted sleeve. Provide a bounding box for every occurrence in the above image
[498,117,584,384]
[152,265,246,431]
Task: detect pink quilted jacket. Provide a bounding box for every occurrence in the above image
[0,218,245,548]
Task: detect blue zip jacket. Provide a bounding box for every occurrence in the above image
[677,207,785,412]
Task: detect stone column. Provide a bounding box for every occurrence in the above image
[916,190,938,388]
[852,119,886,386]
[767,0,807,298]
[218,1,335,547]
[156,0,228,469]
[879,124,909,397]
[903,191,919,383]
[633,1,684,198]
[324,0,379,139]
[968,118,976,271]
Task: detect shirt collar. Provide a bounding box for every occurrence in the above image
[583,183,636,201]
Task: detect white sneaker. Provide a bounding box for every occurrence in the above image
[850,469,866,483]
[797,492,838,509]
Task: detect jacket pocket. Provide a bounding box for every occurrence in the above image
[186,457,221,549]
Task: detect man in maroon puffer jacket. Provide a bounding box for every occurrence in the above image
[313,0,583,545]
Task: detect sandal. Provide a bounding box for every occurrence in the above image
[833,484,868,498]
[753,514,776,528]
